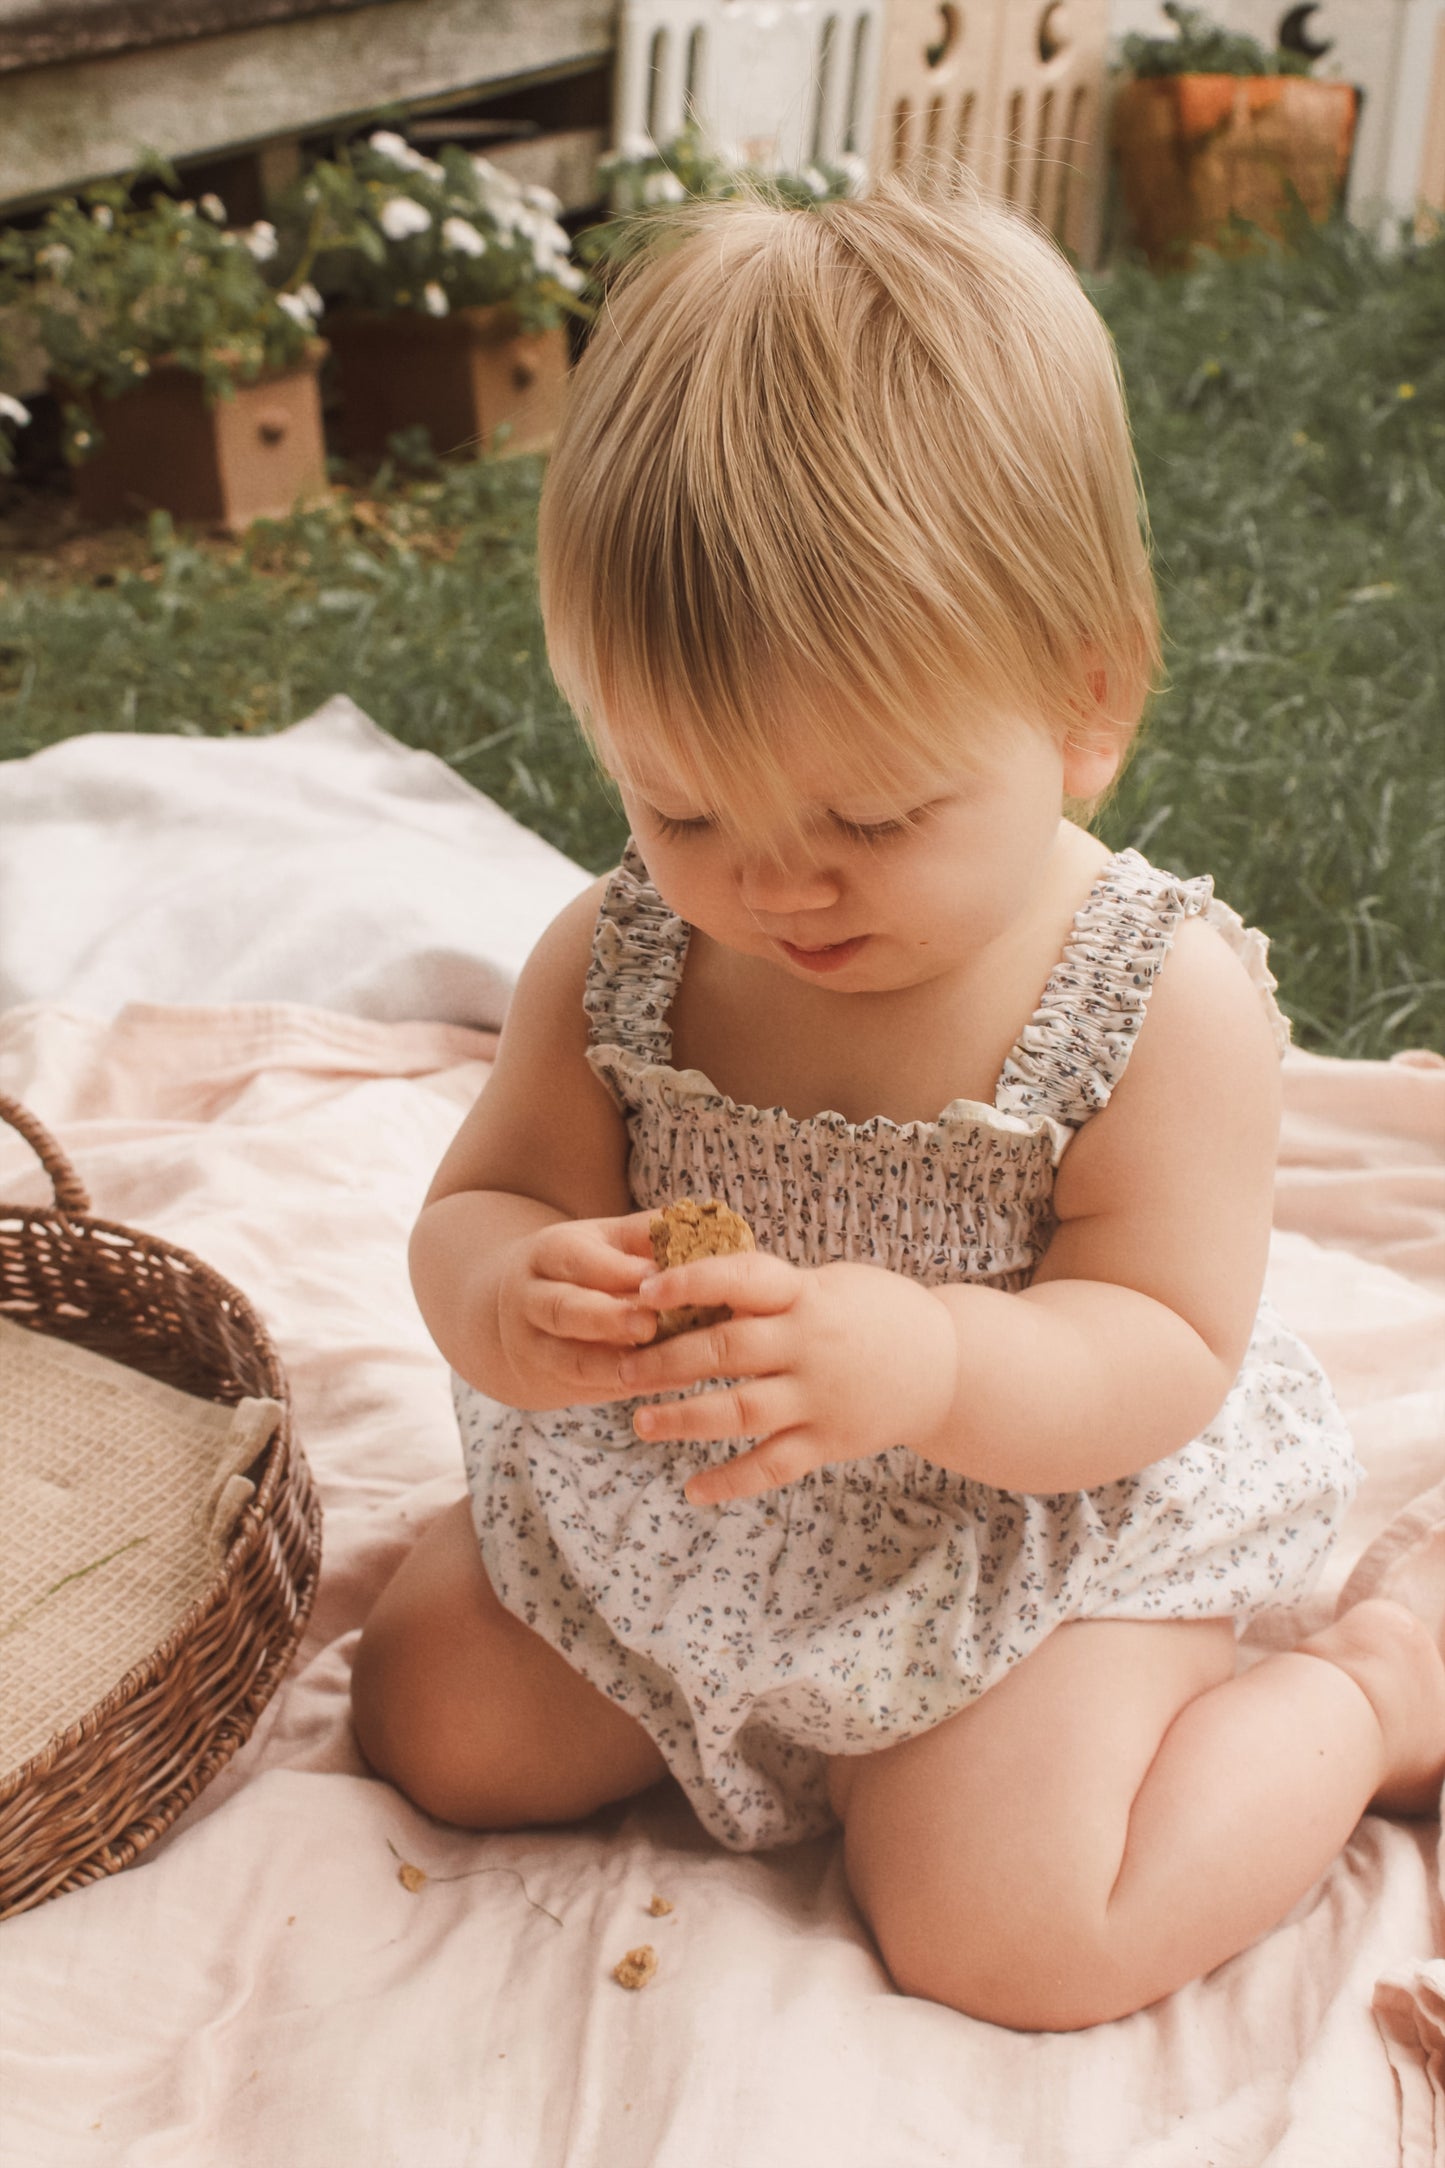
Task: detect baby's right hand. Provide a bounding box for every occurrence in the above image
[495,1212,660,1409]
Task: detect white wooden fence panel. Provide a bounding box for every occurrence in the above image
[614,0,885,170]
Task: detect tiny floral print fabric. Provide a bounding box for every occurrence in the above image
[455,843,1360,1851]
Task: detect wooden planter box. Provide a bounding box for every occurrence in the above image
[69,347,328,531]
[1112,75,1361,268]
[325,306,570,461]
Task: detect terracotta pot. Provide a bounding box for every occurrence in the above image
[68,347,329,531]
[1112,74,1361,267]
[325,306,570,461]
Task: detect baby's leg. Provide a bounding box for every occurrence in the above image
[827,1601,1445,2032]
[351,1499,670,1828]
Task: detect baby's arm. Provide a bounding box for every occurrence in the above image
[920,916,1283,1490]
[410,878,655,1410]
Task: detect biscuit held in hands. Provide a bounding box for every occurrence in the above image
[622,1250,959,1507]
[647,1199,756,1341]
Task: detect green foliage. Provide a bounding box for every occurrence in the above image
[1121,2,1313,78]
[0,165,320,461]
[273,133,591,332]
[0,287,27,476]
[1087,217,1445,1054]
[0,392,28,479]
[577,125,867,285]
[1,218,1440,1056]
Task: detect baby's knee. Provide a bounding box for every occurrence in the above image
[349,1583,429,1796]
[349,1544,486,1825]
[874,1905,1147,2033]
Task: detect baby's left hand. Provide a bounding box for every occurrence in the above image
[617,1254,958,1506]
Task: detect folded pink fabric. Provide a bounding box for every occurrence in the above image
[0,1006,1439,2168]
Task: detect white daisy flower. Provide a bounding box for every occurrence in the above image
[368,131,443,179]
[198,193,227,223]
[801,165,830,197]
[522,183,563,216]
[472,164,526,215]
[547,259,588,293]
[38,243,73,270]
[379,196,432,241]
[91,205,114,230]
[835,152,867,191]
[642,169,688,205]
[276,289,321,326]
[441,216,487,256]
[422,281,449,316]
[0,393,30,428]
[243,221,278,262]
[616,131,654,161]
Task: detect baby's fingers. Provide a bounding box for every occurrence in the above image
[639,1250,798,1321]
[685,1430,819,1508]
[523,1279,656,1347]
[533,1218,654,1295]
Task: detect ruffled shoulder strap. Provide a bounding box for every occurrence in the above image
[994,847,1290,1129]
[582,838,691,1063]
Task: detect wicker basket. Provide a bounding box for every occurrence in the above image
[0,1094,322,1920]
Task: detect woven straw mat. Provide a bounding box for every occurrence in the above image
[0,1314,283,1779]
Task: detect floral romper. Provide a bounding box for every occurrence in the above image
[455,842,1360,1851]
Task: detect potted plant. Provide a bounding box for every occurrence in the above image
[578,126,868,292]
[273,134,592,461]
[1111,4,1361,268]
[0,290,29,480]
[0,171,329,529]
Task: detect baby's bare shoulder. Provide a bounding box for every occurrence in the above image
[1052,912,1282,1226]
[1131,912,1282,1094]
[1041,913,1282,1366]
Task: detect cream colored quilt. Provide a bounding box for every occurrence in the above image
[0,1000,1440,2168]
[0,707,1439,2165]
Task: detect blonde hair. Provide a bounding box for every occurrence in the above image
[538,173,1158,835]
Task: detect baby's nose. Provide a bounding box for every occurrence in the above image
[736,850,841,915]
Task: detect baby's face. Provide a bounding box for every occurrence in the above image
[608,722,1097,998]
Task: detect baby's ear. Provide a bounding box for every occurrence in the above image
[1062,734,1123,801]
[1062,647,1137,800]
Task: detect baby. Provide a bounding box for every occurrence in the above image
[352,176,1445,2030]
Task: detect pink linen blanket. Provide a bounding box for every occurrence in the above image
[0,1000,1440,2168]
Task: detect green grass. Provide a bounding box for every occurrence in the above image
[1088,222,1445,1056]
[1,217,1442,1056]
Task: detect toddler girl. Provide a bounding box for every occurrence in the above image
[352,179,1445,2031]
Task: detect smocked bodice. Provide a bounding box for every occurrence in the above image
[582,841,1287,1293]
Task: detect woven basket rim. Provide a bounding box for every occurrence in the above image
[0,1437,312,1806]
[0,1154,320,1875]
[1,1197,291,1493]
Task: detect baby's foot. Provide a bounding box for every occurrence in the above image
[1329,1526,1445,1816]
[1361,1522,1445,1646]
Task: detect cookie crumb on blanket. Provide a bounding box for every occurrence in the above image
[646,1895,674,1916]
[649,1200,755,1340]
[613,1944,658,1989]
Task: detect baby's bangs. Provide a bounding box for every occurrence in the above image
[583,639,981,858]
[540,182,1158,808]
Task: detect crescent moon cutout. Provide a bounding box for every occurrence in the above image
[1278,4,1333,62]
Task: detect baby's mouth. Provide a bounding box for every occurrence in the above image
[776,934,870,973]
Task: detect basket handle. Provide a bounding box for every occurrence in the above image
[0,1093,92,1215]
